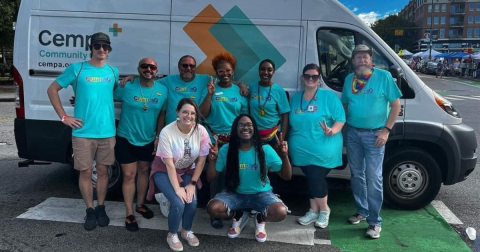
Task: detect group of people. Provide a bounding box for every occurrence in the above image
[47,32,401,251]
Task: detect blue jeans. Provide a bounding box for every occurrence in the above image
[345,125,385,226]
[153,172,197,233]
[211,190,284,217]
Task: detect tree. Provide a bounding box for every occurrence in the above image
[0,0,20,76]
[371,15,418,52]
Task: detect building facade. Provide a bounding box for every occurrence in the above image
[399,0,480,53]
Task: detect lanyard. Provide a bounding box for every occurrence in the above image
[300,87,318,112]
[257,83,273,116]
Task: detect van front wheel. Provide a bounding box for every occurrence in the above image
[383,147,442,210]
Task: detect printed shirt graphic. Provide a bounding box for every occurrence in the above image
[114,78,168,146]
[288,89,345,168]
[248,82,290,130]
[56,61,119,138]
[157,121,211,169]
[160,74,210,124]
[200,84,248,141]
[216,144,282,194]
[341,68,402,129]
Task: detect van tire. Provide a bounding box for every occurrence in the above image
[70,155,123,197]
[383,147,442,210]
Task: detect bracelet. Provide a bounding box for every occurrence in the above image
[155,135,159,139]
[61,115,68,122]
[383,126,392,133]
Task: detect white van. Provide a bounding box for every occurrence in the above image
[13,0,477,210]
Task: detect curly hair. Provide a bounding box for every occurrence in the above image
[212,52,236,71]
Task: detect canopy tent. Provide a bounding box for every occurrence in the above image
[462,52,480,60]
[398,49,413,57]
[412,51,424,57]
[417,49,442,59]
[435,52,455,58]
[448,52,468,59]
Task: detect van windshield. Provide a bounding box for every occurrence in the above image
[317,28,393,92]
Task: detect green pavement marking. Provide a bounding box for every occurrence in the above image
[327,191,470,252]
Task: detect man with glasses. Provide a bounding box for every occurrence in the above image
[341,44,402,239]
[47,32,119,231]
[113,58,168,231]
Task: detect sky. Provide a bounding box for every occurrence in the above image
[338,0,411,26]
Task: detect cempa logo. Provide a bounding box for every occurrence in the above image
[184,5,286,85]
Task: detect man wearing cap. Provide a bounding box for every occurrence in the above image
[341,44,402,239]
[47,32,119,231]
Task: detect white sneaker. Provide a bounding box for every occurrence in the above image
[155,193,170,218]
[298,209,319,225]
[315,208,330,229]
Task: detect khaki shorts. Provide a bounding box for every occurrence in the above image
[72,136,116,171]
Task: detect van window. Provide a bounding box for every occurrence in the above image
[316,28,394,92]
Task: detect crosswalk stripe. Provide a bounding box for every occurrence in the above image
[16,197,317,246]
[447,95,480,101]
[444,96,464,101]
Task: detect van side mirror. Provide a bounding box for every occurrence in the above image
[389,66,404,89]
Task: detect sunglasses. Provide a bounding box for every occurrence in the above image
[139,63,158,70]
[302,74,320,81]
[181,64,196,69]
[92,43,111,51]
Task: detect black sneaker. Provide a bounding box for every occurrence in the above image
[125,215,139,232]
[84,207,97,231]
[95,205,110,227]
[136,204,154,219]
[210,217,223,229]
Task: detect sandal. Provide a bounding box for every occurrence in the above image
[125,215,138,232]
[136,204,154,219]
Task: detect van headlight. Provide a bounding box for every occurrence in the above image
[433,92,461,118]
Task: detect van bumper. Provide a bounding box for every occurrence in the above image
[443,124,477,184]
[14,118,72,164]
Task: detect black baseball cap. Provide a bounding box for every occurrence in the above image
[90,32,111,44]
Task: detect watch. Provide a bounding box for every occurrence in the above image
[190,180,197,186]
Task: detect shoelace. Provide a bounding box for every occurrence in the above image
[231,219,240,229]
[170,234,180,243]
[256,222,266,232]
[306,211,318,219]
[185,231,195,239]
[318,212,328,222]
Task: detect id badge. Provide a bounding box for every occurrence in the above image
[308,105,314,112]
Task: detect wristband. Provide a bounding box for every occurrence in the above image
[190,180,197,186]
[383,126,392,133]
[61,115,68,122]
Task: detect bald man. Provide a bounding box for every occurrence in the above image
[114,58,168,231]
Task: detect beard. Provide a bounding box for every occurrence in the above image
[354,64,373,76]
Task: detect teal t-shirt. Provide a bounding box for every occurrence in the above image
[56,61,119,138]
[288,89,346,168]
[160,74,210,124]
[341,68,402,129]
[216,144,282,194]
[200,84,248,141]
[114,78,168,146]
[248,82,290,130]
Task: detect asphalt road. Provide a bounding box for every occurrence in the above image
[1,73,480,251]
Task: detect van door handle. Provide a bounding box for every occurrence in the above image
[399,105,404,116]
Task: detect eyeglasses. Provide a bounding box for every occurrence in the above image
[238,123,254,129]
[302,74,320,81]
[181,64,196,69]
[92,43,111,51]
[139,63,158,70]
[217,69,233,75]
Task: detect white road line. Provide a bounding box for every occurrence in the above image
[447,95,480,101]
[431,200,464,225]
[17,197,317,246]
[313,239,331,245]
[444,96,464,101]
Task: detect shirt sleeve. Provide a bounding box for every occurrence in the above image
[384,72,403,102]
[113,82,126,101]
[215,144,228,172]
[241,96,249,114]
[329,91,346,123]
[55,63,78,89]
[341,74,352,104]
[157,128,173,158]
[199,87,208,105]
[199,125,212,157]
[263,145,282,172]
[276,85,291,114]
